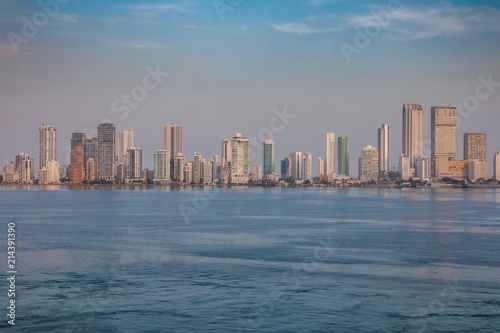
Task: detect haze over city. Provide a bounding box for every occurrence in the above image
[1,0,500,170]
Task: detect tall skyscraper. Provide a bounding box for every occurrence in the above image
[86,158,96,182]
[263,139,275,179]
[70,132,86,184]
[193,152,202,184]
[326,133,336,179]
[431,107,456,179]
[317,157,325,178]
[118,130,134,164]
[153,149,170,182]
[84,137,97,170]
[290,152,303,181]
[230,133,249,184]
[338,137,350,177]
[464,133,487,160]
[16,152,34,183]
[173,153,185,182]
[281,158,290,179]
[378,125,389,178]
[402,104,424,168]
[126,147,142,181]
[303,152,312,181]
[39,124,56,169]
[494,152,500,182]
[221,139,232,184]
[202,160,213,184]
[97,122,115,180]
[164,124,182,179]
[359,146,379,182]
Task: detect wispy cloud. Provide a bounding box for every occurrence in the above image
[54,14,80,23]
[270,23,329,34]
[120,3,192,13]
[114,41,170,50]
[349,5,500,40]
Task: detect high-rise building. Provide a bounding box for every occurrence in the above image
[153,149,170,182]
[338,137,350,177]
[221,139,232,184]
[97,123,115,181]
[494,152,500,182]
[193,152,202,184]
[70,132,86,184]
[202,160,213,184]
[118,130,134,164]
[326,133,336,179]
[468,159,488,181]
[2,160,14,175]
[415,156,431,182]
[173,153,185,182]
[402,104,424,168]
[359,146,379,182]
[253,163,262,183]
[211,155,221,183]
[431,107,456,179]
[263,139,275,179]
[378,125,389,178]
[16,152,34,183]
[464,133,487,160]
[84,137,97,170]
[317,157,325,178]
[39,124,56,169]
[164,124,182,179]
[185,162,193,184]
[86,158,96,182]
[303,152,312,181]
[281,158,290,179]
[230,133,249,184]
[290,152,303,181]
[399,154,411,181]
[126,147,142,182]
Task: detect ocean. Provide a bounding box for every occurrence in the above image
[1,186,499,332]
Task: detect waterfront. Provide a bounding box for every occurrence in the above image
[1,187,499,332]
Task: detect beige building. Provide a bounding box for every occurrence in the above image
[359,146,378,182]
[494,152,500,182]
[468,160,488,181]
[464,133,486,160]
[402,104,424,168]
[431,107,456,179]
[86,158,96,182]
[3,172,20,183]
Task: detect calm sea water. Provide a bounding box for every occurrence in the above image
[1,186,499,332]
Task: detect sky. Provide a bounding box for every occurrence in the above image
[1,0,500,175]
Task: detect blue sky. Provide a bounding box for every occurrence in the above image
[1,0,500,174]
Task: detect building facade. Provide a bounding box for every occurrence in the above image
[118,130,134,164]
[338,137,350,177]
[402,104,424,168]
[378,125,389,178]
[70,132,86,184]
[126,147,142,182]
[326,133,336,179]
[431,107,456,180]
[464,133,487,160]
[164,124,182,179]
[154,149,170,182]
[263,139,275,179]
[230,133,249,184]
[359,146,379,182]
[39,124,56,170]
[97,122,115,180]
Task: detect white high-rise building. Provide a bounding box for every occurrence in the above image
[415,156,431,182]
[290,152,303,181]
[326,133,336,180]
[317,157,325,178]
[153,149,170,182]
[303,152,312,181]
[126,147,142,182]
[399,154,411,181]
[359,146,379,182]
[378,124,389,179]
[231,133,249,184]
[221,139,232,184]
[202,160,213,184]
[402,104,424,168]
[39,124,56,170]
[494,152,500,182]
[118,130,134,164]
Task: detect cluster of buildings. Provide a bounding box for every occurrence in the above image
[2,104,500,186]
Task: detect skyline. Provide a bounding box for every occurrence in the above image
[1,0,500,172]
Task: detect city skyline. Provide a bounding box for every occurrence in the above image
[1,1,499,176]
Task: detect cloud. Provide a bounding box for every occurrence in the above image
[54,14,80,23]
[348,5,500,40]
[270,23,325,34]
[121,3,192,13]
[114,41,169,50]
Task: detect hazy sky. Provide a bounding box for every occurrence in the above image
[1,0,499,174]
